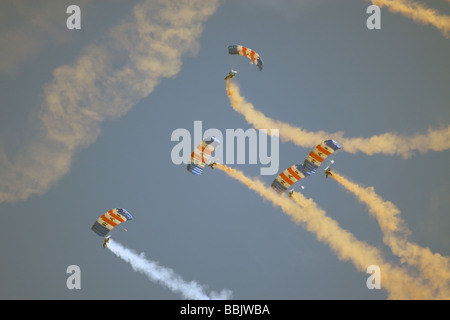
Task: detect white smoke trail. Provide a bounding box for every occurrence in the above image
[107,239,233,300]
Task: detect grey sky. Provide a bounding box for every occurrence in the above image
[0,0,449,300]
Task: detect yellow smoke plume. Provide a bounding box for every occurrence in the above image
[329,170,450,297]
[226,79,450,158]
[215,163,441,299]
[371,0,450,38]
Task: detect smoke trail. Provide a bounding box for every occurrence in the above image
[370,0,450,38]
[0,0,220,204]
[214,163,439,299]
[329,171,450,297]
[107,239,233,300]
[226,80,450,158]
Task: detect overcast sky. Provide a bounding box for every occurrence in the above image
[0,0,449,300]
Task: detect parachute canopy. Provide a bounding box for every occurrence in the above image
[187,136,221,175]
[303,139,341,175]
[228,45,263,71]
[271,164,311,194]
[271,139,341,193]
[91,208,133,237]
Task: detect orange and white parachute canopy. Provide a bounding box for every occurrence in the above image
[91,208,133,237]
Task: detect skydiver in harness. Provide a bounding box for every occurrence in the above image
[103,237,110,249]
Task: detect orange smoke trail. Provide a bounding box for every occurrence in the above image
[225,80,450,158]
[215,163,439,299]
[371,0,450,38]
[329,171,450,297]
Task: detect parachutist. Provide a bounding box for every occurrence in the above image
[103,237,110,249]
[224,70,237,80]
[208,162,217,169]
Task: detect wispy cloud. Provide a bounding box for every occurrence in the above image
[246,0,323,19]
[0,0,91,74]
[0,0,220,203]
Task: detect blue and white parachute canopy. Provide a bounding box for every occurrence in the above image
[91,208,133,237]
[187,136,221,176]
[271,139,341,194]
